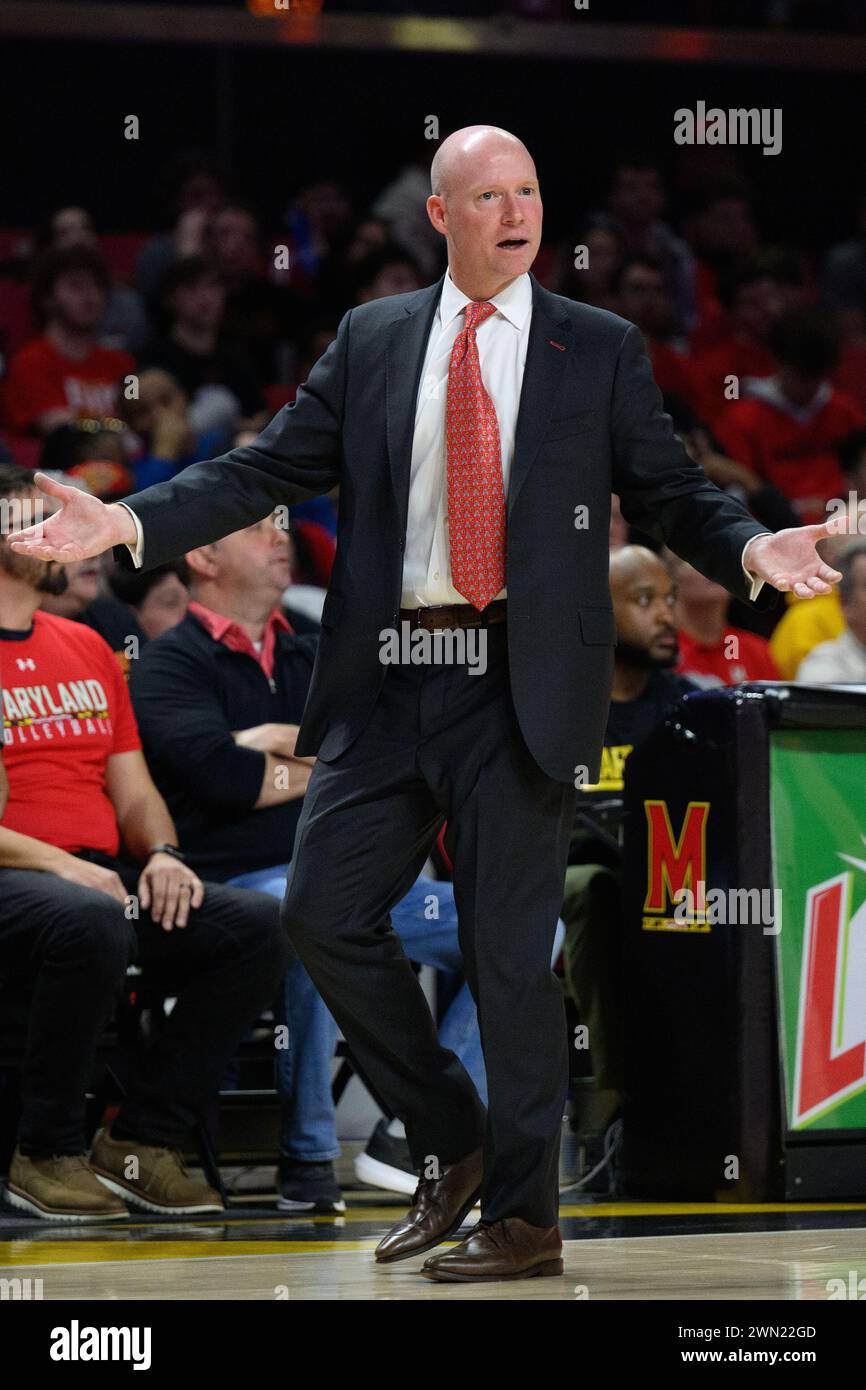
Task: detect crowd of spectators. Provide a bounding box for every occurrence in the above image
[3,147,866,1220]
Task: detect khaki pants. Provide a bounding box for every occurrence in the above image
[561,862,624,1116]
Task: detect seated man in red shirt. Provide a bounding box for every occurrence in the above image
[666,552,781,687]
[715,310,865,526]
[2,246,135,444]
[690,257,783,429]
[0,464,288,1221]
[614,256,701,418]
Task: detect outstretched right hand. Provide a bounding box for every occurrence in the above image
[7,471,137,562]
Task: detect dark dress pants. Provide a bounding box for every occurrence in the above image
[282,622,576,1226]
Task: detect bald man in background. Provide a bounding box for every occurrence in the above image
[11,126,843,1281]
[562,546,696,1148]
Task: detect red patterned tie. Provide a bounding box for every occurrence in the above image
[445,300,506,611]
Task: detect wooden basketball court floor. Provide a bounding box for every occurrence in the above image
[2,1189,866,1300]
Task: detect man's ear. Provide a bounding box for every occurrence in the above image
[426,195,446,236]
[184,543,219,581]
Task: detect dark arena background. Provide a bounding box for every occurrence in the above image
[1,0,866,1351]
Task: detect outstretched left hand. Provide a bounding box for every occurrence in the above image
[745,517,849,599]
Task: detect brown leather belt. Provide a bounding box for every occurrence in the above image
[398,599,507,631]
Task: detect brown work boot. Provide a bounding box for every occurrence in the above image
[374,1147,483,1264]
[5,1148,129,1222]
[422,1217,563,1282]
[89,1127,225,1215]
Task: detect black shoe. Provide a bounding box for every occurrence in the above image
[276,1158,345,1213]
[353,1119,417,1196]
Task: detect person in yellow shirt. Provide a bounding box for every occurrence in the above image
[770,588,844,678]
[768,502,863,676]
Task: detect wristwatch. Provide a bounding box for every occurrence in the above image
[147,843,188,865]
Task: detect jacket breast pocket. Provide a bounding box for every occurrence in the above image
[543,410,599,443]
[319,590,344,630]
[578,606,616,645]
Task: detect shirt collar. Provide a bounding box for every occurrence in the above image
[439,267,532,333]
[188,600,293,681]
[745,374,833,424]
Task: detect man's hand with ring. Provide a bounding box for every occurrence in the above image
[138,852,205,931]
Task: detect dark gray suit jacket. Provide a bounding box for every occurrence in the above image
[118,273,773,783]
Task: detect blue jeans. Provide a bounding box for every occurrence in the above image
[227,866,564,1159]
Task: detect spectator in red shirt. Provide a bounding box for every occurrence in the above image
[690,257,784,428]
[667,552,781,687]
[682,173,760,352]
[715,310,865,525]
[0,464,288,1222]
[614,256,701,415]
[833,314,866,415]
[595,156,696,337]
[2,246,135,443]
[37,206,150,356]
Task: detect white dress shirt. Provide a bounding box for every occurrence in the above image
[121,267,766,600]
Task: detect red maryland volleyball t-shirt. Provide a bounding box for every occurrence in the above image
[0,611,141,856]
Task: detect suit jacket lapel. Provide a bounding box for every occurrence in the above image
[507,275,574,518]
[386,277,443,522]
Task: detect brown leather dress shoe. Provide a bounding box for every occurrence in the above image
[374,1147,483,1264]
[421,1218,563,1282]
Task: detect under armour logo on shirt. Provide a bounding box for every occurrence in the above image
[16,657,36,671]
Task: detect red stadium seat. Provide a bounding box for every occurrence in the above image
[98,232,150,285]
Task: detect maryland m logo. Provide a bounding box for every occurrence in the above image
[642,799,710,932]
